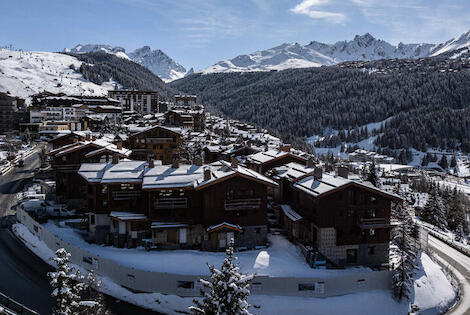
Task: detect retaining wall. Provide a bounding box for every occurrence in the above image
[16,208,392,298]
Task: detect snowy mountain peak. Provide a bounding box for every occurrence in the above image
[202,31,470,74]
[128,46,187,82]
[64,43,188,82]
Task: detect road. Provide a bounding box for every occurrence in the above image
[0,149,162,315]
[428,234,470,315]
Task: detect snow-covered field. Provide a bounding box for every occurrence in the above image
[14,223,457,315]
[44,220,368,277]
[0,49,115,102]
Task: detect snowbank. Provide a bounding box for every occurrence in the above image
[44,221,368,277]
[13,223,456,315]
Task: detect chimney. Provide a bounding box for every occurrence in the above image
[231,157,238,169]
[149,159,155,168]
[73,137,78,143]
[337,165,349,179]
[195,157,203,166]
[204,167,211,181]
[314,166,323,181]
[280,143,291,153]
[116,141,123,150]
[92,136,96,141]
[307,158,315,168]
[112,154,119,164]
[172,159,179,169]
[85,133,91,141]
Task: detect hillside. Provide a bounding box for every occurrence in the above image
[171,52,470,153]
[0,48,115,101]
[66,51,178,99]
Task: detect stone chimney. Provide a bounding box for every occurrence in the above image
[280,143,291,153]
[195,157,203,166]
[85,133,91,141]
[73,137,78,143]
[116,141,123,150]
[336,165,349,179]
[231,157,238,169]
[314,166,323,181]
[149,159,155,168]
[307,158,315,168]
[172,159,179,169]
[204,167,211,181]
[112,154,119,164]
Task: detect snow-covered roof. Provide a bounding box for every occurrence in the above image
[142,165,205,189]
[151,222,189,229]
[101,161,147,183]
[206,222,242,232]
[272,162,315,181]
[109,211,147,221]
[280,204,302,222]
[293,173,400,199]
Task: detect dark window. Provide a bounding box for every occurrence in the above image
[367,246,375,255]
[177,281,194,289]
[255,228,261,234]
[90,214,95,225]
[298,283,315,291]
[83,256,92,264]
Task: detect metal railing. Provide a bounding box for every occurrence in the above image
[154,197,188,209]
[0,291,38,315]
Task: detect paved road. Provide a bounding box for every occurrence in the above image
[0,149,163,315]
[428,234,470,315]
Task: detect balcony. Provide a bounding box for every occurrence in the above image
[224,198,261,211]
[358,217,391,229]
[154,197,188,209]
[111,191,142,201]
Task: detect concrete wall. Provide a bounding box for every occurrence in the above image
[17,209,392,298]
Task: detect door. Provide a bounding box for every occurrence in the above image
[226,232,235,246]
[346,249,358,264]
[179,228,187,244]
[218,232,226,248]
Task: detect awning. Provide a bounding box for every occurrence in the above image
[109,211,147,221]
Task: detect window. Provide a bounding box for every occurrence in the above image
[347,208,355,217]
[298,283,315,291]
[369,229,375,236]
[177,281,194,289]
[90,214,95,225]
[368,246,375,255]
[121,183,134,190]
[255,228,261,234]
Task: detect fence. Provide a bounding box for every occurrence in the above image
[0,291,38,315]
[16,208,391,298]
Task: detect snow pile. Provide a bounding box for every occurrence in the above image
[0,49,116,101]
[44,221,368,277]
[14,222,457,315]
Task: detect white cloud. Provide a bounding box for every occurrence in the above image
[290,0,346,24]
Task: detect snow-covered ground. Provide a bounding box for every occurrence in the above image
[14,223,457,315]
[0,49,115,102]
[44,220,369,277]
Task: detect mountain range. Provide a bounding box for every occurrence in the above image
[64,44,188,82]
[202,31,470,74]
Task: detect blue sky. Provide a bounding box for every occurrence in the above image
[1,0,469,70]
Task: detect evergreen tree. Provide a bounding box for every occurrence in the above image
[390,199,419,301]
[420,189,447,230]
[365,161,380,187]
[80,270,110,315]
[446,192,469,236]
[48,248,84,315]
[421,154,429,167]
[190,241,254,315]
[450,155,457,168]
[438,155,448,170]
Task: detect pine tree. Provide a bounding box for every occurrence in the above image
[420,189,447,230]
[190,241,254,315]
[438,155,448,170]
[48,248,84,315]
[446,192,468,236]
[450,155,457,168]
[80,270,110,315]
[365,161,380,187]
[390,199,419,301]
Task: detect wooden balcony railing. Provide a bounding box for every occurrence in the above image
[358,217,390,229]
[224,198,262,211]
[154,197,188,209]
[111,191,142,201]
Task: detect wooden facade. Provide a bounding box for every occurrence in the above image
[127,126,182,164]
